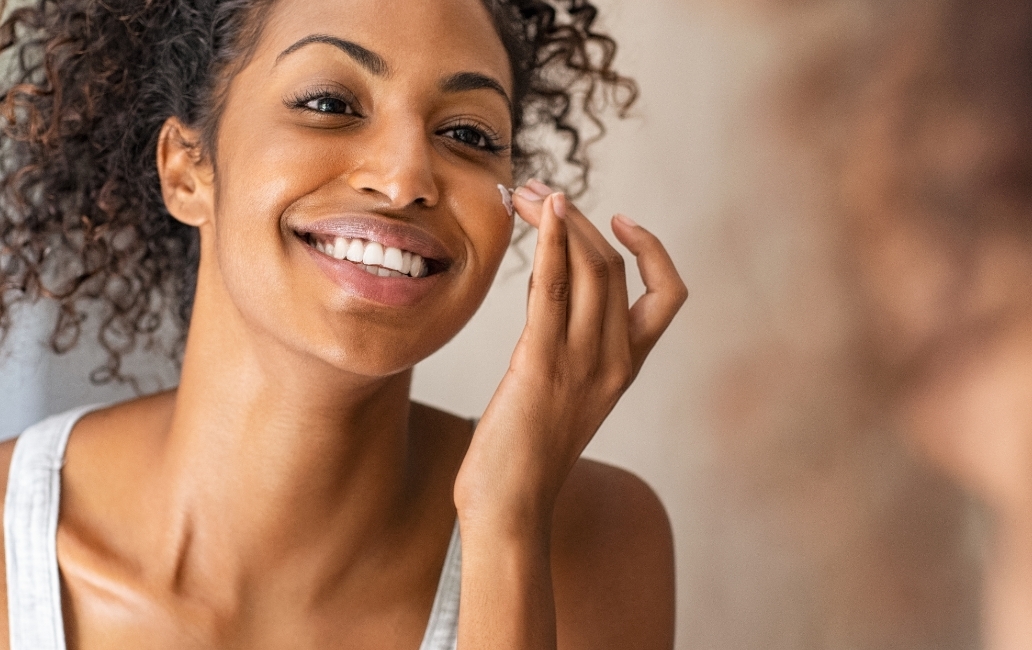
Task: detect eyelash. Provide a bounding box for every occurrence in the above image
[285,90,510,155]
[439,120,510,155]
[286,88,361,117]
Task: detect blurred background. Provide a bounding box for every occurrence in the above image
[10,0,1030,647]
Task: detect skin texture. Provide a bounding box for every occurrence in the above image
[0,0,685,649]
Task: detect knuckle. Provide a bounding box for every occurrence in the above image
[607,251,626,274]
[548,279,571,303]
[610,356,634,393]
[586,252,609,280]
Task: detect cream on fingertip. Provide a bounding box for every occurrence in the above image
[497,184,514,217]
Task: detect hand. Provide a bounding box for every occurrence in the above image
[453,180,688,535]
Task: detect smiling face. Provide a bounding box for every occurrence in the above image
[171,0,516,377]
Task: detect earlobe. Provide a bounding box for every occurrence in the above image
[157,117,214,228]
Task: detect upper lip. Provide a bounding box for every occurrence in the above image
[292,213,453,265]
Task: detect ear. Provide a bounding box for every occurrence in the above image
[157,117,215,228]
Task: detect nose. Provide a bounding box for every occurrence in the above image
[347,119,440,209]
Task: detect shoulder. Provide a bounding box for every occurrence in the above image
[551,459,675,650]
[0,436,18,650]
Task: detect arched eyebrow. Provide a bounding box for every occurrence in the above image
[440,72,513,113]
[276,34,389,77]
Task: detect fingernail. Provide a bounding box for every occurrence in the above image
[614,213,639,228]
[515,186,546,202]
[527,178,553,196]
[552,193,567,219]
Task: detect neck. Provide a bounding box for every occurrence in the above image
[148,265,426,603]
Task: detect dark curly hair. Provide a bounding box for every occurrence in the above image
[0,0,638,387]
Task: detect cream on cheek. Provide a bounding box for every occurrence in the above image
[498,184,514,218]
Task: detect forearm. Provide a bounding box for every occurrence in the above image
[456,520,558,650]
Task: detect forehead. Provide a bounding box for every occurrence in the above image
[257,0,513,90]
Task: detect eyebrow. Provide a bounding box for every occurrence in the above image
[440,72,512,110]
[276,34,389,77]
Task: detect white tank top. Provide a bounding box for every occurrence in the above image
[3,405,461,650]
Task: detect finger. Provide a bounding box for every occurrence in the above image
[525,193,570,349]
[556,193,611,352]
[555,197,631,369]
[611,215,688,372]
[512,182,550,228]
[514,182,554,313]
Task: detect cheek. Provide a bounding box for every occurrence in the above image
[449,184,514,283]
[211,120,342,279]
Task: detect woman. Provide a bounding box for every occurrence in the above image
[0,0,687,648]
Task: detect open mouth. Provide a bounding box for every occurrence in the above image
[299,232,446,279]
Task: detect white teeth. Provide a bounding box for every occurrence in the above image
[383,247,404,273]
[310,235,430,278]
[362,242,384,266]
[333,237,348,260]
[411,256,426,278]
[346,239,365,263]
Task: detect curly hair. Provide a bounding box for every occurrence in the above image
[0,0,638,387]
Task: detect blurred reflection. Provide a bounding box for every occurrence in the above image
[796,0,1032,647]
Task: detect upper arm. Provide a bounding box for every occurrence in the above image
[0,438,17,650]
[551,459,676,650]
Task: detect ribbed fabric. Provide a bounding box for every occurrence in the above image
[4,406,462,650]
[418,521,462,650]
[4,405,97,650]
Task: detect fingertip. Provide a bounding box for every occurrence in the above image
[551,192,568,220]
[513,187,546,228]
[614,213,639,229]
[611,214,642,249]
[514,186,546,203]
[538,194,569,246]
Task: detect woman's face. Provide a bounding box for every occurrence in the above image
[194,0,516,376]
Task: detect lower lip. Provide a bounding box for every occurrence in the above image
[302,241,443,307]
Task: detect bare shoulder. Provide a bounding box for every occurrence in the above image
[0,437,18,650]
[551,458,675,650]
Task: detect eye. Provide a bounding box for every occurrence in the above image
[439,122,509,154]
[446,126,489,148]
[306,96,354,114]
[285,87,362,117]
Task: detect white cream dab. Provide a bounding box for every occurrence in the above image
[498,184,514,218]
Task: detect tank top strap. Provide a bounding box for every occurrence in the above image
[4,405,99,650]
[418,520,461,650]
[416,416,471,650]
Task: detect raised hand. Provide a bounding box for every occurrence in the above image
[452,181,685,650]
[454,179,687,534]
